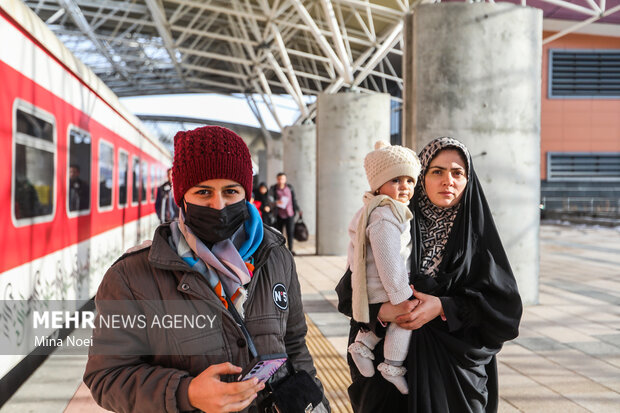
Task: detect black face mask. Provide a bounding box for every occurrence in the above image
[183,199,249,244]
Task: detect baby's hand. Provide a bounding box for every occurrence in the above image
[378,296,418,323]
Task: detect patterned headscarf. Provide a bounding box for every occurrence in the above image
[417,137,471,277]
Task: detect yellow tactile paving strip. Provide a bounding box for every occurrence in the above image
[305,315,353,413]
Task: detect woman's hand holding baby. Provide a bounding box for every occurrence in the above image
[393,287,444,330]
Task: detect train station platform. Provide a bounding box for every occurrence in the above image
[2,224,620,413]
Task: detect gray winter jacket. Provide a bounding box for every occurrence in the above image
[84,223,327,412]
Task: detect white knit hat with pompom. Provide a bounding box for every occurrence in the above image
[364,140,422,192]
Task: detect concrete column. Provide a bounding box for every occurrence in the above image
[265,135,283,187]
[317,92,391,255]
[403,3,542,305]
[283,124,317,235]
[256,149,267,187]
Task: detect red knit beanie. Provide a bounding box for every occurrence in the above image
[172,125,253,206]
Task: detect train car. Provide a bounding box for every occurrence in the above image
[0,0,171,395]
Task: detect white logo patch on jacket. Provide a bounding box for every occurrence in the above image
[272,283,288,310]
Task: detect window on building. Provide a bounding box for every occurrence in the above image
[118,150,128,207]
[13,104,56,222]
[549,50,620,98]
[132,156,140,204]
[547,152,620,181]
[68,128,91,213]
[99,140,114,209]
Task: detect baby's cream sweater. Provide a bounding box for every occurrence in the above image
[347,205,413,306]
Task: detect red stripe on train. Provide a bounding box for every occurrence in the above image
[0,60,164,274]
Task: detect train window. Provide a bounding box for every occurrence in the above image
[118,150,128,207]
[142,161,148,202]
[151,164,157,201]
[158,168,164,199]
[99,140,114,209]
[132,156,140,204]
[12,104,56,223]
[67,128,91,214]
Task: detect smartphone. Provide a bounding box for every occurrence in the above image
[238,353,288,383]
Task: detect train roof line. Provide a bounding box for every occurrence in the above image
[0,0,171,160]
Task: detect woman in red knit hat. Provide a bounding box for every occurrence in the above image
[85,125,329,413]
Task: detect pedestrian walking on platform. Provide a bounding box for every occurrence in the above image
[155,168,179,223]
[270,173,301,253]
[85,125,328,413]
[337,136,523,412]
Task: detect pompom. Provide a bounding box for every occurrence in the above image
[374,140,390,150]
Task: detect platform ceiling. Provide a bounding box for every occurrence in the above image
[23,0,620,124]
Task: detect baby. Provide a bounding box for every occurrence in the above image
[347,140,421,394]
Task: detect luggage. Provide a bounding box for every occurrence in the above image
[293,214,309,242]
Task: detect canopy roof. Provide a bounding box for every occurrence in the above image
[23,0,620,125]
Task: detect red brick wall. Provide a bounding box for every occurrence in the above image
[541,32,620,179]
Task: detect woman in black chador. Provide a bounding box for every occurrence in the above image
[337,136,523,412]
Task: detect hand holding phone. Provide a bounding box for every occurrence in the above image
[238,353,287,383]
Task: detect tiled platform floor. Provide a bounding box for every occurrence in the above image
[295,225,620,413]
[2,224,619,412]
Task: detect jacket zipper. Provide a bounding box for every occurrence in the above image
[243,239,280,311]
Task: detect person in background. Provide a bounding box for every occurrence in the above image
[251,194,260,213]
[155,168,179,223]
[69,164,90,211]
[269,173,301,253]
[254,183,275,227]
[14,175,41,218]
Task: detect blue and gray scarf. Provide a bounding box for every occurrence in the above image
[170,201,263,317]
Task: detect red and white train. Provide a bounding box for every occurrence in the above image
[0,0,171,386]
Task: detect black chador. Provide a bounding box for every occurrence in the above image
[338,138,523,413]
